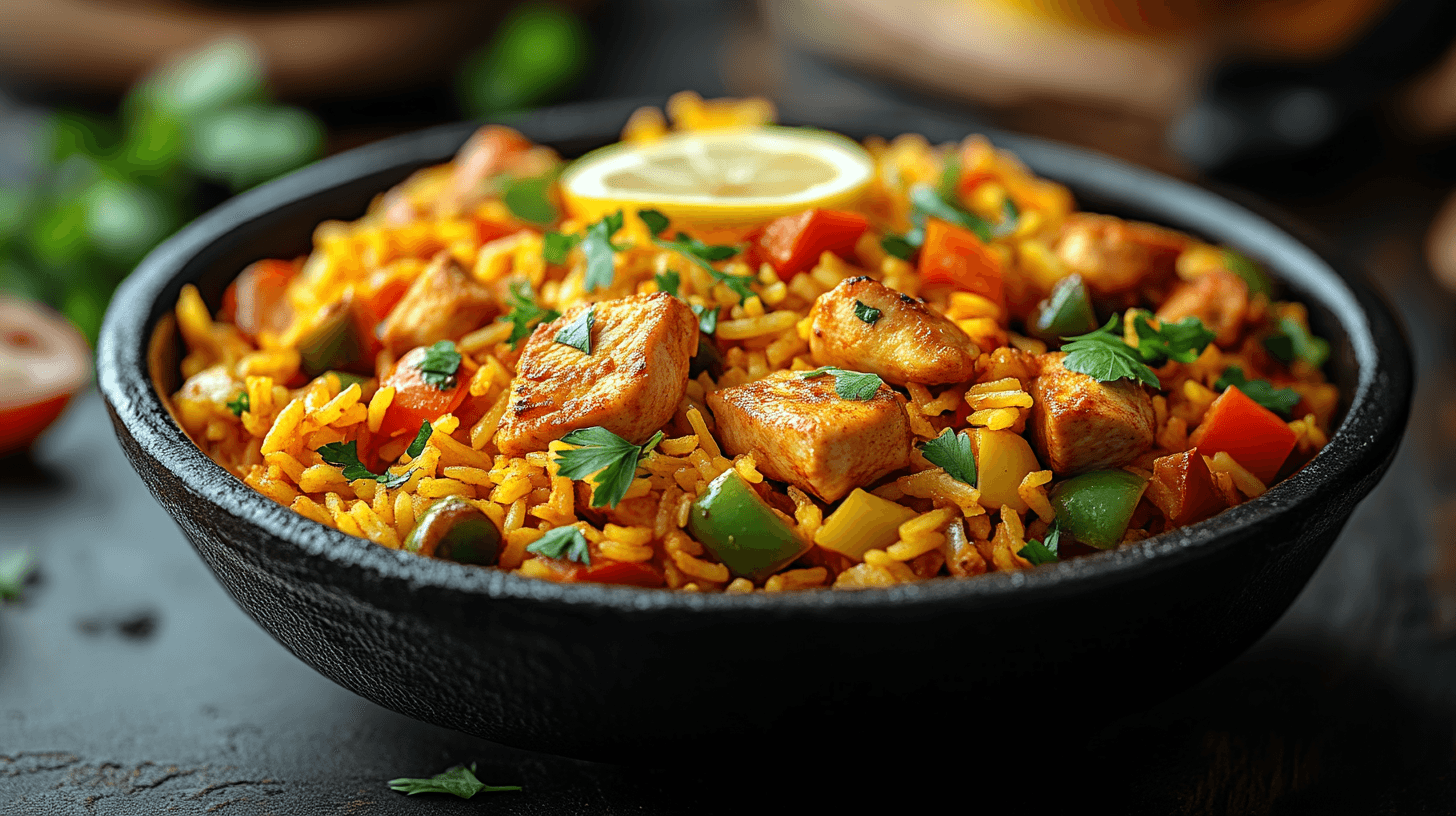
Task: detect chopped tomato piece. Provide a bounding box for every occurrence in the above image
[1148,449,1225,527]
[356,271,412,330]
[751,209,868,280]
[1,296,90,456]
[918,218,1004,315]
[955,170,996,202]
[377,344,468,440]
[1189,385,1297,484]
[474,216,517,246]
[580,561,664,587]
[223,259,295,340]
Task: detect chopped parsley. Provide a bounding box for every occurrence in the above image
[317,440,412,489]
[992,197,1020,238]
[637,209,754,303]
[853,300,882,325]
[909,184,993,243]
[1132,314,1215,365]
[920,428,976,485]
[553,426,664,508]
[691,303,719,335]
[1060,316,1160,389]
[1215,366,1301,416]
[1020,520,1061,566]
[415,341,462,390]
[526,525,591,565]
[582,210,630,291]
[654,269,680,298]
[880,235,915,260]
[1264,316,1330,368]
[388,763,521,799]
[542,230,581,264]
[498,280,561,349]
[501,174,558,226]
[935,154,962,202]
[799,366,885,401]
[406,420,432,459]
[226,391,250,417]
[554,306,594,354]
[0,549,35,602]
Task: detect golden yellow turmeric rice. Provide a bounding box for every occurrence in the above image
[166,92,1337,591]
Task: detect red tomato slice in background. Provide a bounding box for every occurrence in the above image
[0,296,91,456]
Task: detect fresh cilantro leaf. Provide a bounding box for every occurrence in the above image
[501,175,557,226]
[920,428,976,485]
[406,421,432,459]
[543,231,580,264]
[654,269,680,298]
[317,440,412,488]
[226,391,250,417]
[638,208,670,236]
[1264,316,1330,368]
[909,184,993,243]
[526,526,592,565]
[1133,314,1215,365]
[853,300,882,325]
[554,306,594,354]
[0,549,35,602]
[799,366,885,401]
[415,341,462,390]
[1020,520,1060,566]
[1060,316,1160,389]
[992,197,1020,238]
[670,231,738,262]
[553,426,663,508]
[936,154,962,202]
[691,303,719,335]
[1215,366,1301,416]
[498,280,561,349]
[880,235,915,260]
[388,763,520,799]
[582,210,629,292]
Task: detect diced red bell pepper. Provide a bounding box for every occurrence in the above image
[377,344,469,440]
[1189,385,1297,484]
[1149,449,1225,527]
[918,217,1004,315]
[474,216,518,246]
[751,208,868,280]
[955,170,997,202]
[579,561,664,587]
[222,259,296,340]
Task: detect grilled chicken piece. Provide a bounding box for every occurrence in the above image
[808,277,980,386]
[1155,268,1249,348]
[708,369,912,502]
[1054,214,1188,298]
[496,293,697,456]
[1030,352,1155,476]
[377,252,497,355]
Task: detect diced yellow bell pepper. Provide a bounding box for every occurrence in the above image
[973,429,1040,513]
[815,489,918,561]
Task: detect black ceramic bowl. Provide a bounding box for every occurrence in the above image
[99,98,1411,762]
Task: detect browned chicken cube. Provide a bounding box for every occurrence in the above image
[1030,352,1155,476]
[377,252,497,354]
[1054,214,1188,297]
[495,293,697,456]
[808,276,980,386]
[708,370,912,502]
[1155,268,1249,348]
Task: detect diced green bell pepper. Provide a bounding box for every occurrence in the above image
[298,297,371,377]
[405,496,502,565]
[1032,274,1097,340]
[1050,469,1148,550]
[1221,249,1273,300]
[686,469,806,581]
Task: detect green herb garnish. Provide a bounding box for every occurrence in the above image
[582,210,629,291]
[1215,366,1301,416]
[554,426,664,508]
[0,549,35,602]
[226,390,250,417]
[317,440,412,488]
[919,428,976,485]
[498,280,561,349]
[853,300,882,325]
[554,305,593,354]
[1060,316,1160,389]
[1221,249,1273,299]
[691,303,719,335]
[526,525,591,565]
[501,174,557,226]
[935,154,962,202]
[992,197,1020,238]
[639,208,671,236]
[415,341,462,390]
[880,235,915,260]
[1263,316,1330,368]
[654,269,680,298]
[909,184,993,243]
[542,230,580,264]
[406,420,432,459]
[799,366,885,401]
[1020,520,1060,566]
[1132,314,1215,365]
[637,209,754,303]
[388,763,521,799]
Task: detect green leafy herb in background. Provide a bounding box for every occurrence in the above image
[653,269,680,298]
[553,426,663,508]
[1214,366,1302,416]
[920,428,976,486]
[389,763,521,799]
[0,549,36,602]
[799,366,885,401]
[1264,316,1330,368]
[525,526,591,565]
[501,174,559,226]
[499,280,561,349]
[456,1,591,118]
[1131,314,1215,365]
[543,230,582,264]
[582,211,629,291]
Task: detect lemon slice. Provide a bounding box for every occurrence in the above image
[560,127,875,231]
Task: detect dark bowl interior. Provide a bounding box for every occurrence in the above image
[98,98,1412,762]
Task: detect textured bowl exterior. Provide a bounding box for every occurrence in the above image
[98,99,1412,761]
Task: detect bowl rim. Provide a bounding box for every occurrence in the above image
[97,96,1413,614]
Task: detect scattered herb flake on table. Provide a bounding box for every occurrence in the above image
[388,763,521,799]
